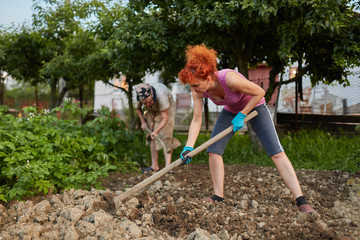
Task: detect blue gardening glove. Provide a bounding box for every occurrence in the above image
[231,112,247,132]
[180,146,194,165]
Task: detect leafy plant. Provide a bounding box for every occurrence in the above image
[355,125,360,133]
[0,102,146,202]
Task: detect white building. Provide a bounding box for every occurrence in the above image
[277,67,360,115]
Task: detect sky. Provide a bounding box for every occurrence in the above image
[0,0,34,27]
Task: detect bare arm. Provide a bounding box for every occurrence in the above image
[135,104,148,130]
[152,108,169,137]
[185,91,204,148]
[226,71,265,115]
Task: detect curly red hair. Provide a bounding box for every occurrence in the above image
[178,44,218,85]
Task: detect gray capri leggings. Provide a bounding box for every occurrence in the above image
[207,103,284,157]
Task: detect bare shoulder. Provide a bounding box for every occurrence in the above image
[225,71,249,90]
[225,71,247,82]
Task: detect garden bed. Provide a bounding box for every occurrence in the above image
[1,164,359,239]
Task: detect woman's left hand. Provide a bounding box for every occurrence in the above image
[231,112,247,132]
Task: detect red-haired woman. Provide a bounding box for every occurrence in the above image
[178,44,314,213]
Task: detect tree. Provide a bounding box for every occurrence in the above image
[126,1,194,85]
[264,0,360,102]
[40,29,99,110]
[95,3,169,128]
[33,0,107,108]
[126,0,360,102]
[0,27,53,108]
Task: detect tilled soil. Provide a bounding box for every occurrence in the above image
[1,164,359,240]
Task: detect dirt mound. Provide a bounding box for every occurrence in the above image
[1,164,359,239]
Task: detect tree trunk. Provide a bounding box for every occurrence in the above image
[273,69,284,125]
[79,84,83,109]
[49,79,58,110]
[237,59,249,79]
[0,77,4,105]
[127,78,135,130]
[204,98,209,132]
[56,83,68,107]
[79,84,84,123]
[265,68,281,103]
[35,85,39,110]
[295,59,304,131]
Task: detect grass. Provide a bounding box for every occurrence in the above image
[162,128,360,173]
[281,129,360,172]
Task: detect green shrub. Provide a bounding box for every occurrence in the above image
[82,106,149,169]
[0,102,146,202]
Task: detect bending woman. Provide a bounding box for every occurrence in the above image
[178,44,314,213]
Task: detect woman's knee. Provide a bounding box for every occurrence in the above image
[271,151,286,161]
[209,152,222,161]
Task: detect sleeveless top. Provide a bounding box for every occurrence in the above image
[202,69,265,113]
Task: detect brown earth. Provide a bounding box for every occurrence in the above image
[1,164,359,239]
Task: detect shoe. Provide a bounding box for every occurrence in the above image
[141,166,157,174]
[298,204,315,214]
[202,197,214,203]
[202,195,224,203]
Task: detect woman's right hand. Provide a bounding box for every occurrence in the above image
[141,122,148,131]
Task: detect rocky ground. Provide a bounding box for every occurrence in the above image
[1,164,359,240]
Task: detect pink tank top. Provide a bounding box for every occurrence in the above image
[202,69,265,113]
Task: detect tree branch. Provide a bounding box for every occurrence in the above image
[279,65,310,86]
[104,80,128,94]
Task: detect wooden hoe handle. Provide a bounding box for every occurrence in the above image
[144,126,168,152]
[117,110,258,202]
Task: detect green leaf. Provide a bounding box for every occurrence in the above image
[0,142,16,151]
